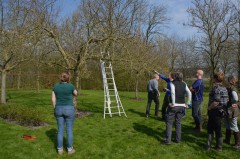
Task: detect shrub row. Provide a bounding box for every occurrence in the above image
[0,105,45,127]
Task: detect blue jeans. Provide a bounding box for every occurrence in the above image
[54,106,75,150]
[192,101,202,127]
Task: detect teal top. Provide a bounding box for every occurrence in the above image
[52,82,75,106]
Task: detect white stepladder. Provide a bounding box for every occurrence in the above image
[100,54,127,119]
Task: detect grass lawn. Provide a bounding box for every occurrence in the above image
[0,90,240,159]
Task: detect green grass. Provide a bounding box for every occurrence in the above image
[0,90,240,159]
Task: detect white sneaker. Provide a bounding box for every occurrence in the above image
[68,148,75,155]
[57,149,63,155]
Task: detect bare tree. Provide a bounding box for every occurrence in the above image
[144,4,168,45]
[176,38,203,78]
[232,1,240,88]
[188,0,236,86]
[157,36,180,70]
[0,0,39,103]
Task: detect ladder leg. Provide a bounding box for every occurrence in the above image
[115,92,121,116]
[103,87,106,119]
[117,92,127,117]
[107,100,112,117]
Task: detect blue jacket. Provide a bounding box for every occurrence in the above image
[192,79,204,102]
[159,74,171,97]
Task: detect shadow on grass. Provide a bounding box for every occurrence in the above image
[181,124,206,147]
[128,109,163,121]
[183,124,240,159]
[79,100,102,113]
[180,124,236,159]
[46,128,67,151]
[133,123,163,141]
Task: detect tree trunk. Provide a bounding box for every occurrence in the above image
[17,68,21,90]
[135,78,138,99]
[79,77,82,91]
[210,60,215,88]
[36,71,40,93]
[1,71,7,104]
[73,69,80,90]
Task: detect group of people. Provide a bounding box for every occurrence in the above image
[50,70,240,155]
[146,70,240,151]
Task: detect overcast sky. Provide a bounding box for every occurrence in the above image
[56,0,199,39]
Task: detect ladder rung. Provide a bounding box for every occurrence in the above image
[109,106,119,108]
[105,78,113,79]
[105,95,115,96]
[105,112,125,115]
[108,89,115,90]
[106,106,123,108]
[105,101,117,102]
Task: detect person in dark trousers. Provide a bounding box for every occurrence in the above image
[190,70,204,132]
[146,74,160,117]
[224,76,240,149]
[206,72,229,151]
[162,72,191,145]
[154,70,173,120]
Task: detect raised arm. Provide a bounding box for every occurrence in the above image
[159,74,171,83]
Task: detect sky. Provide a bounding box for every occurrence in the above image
[152,0,198,39]
[56,0,198,39]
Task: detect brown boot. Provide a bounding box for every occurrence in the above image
[233,132,240,149]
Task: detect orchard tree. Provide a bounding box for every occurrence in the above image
[188,0,236,86]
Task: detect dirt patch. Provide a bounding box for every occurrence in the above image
[129,98,145,101]
[75,109,92,118]
[0,117,49,129]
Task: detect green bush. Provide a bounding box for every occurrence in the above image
[0,105,45,127]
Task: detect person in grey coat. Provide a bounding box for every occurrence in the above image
[146,74,160,117]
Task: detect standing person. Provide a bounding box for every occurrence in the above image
[206,72,228,151]
[163,72,192,144]
[154,70,173,120]
[52,72,78,155]
[190,70,204,132]
[146,74,160,117]
[224,76,240,149]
